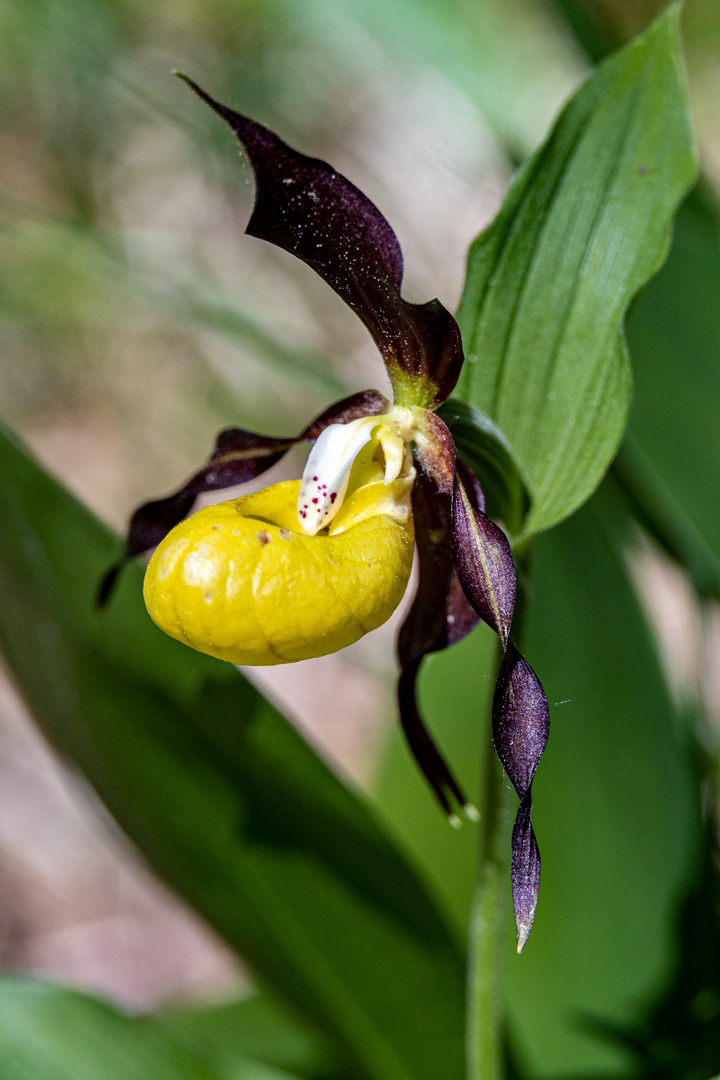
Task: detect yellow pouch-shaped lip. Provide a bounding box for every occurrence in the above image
[143,479,414,665]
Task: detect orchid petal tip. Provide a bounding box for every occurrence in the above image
[516,921,533,953]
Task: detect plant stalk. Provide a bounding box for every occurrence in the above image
[466,738,513,1080]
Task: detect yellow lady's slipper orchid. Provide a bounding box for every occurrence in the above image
[103,79,550,949]
[143,415,415,665]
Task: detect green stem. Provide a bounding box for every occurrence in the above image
[466,565,531,1079]
[466,740,513,1080]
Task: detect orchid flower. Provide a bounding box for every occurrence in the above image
[100,76,549,950]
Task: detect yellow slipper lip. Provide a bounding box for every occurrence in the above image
[143,479,414,665]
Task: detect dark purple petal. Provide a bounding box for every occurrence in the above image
[96,561,125,609]
[455,456,486,515]
[452,472,516,647]
[511,792,541,953]
[398,470,479,666]
[177,76,463,406]
[397,660,468,818]
[492,646,549,949]
[492,646,549,794]
[409,416,548,941]
[124,390,387,558]
[396,469,479,817]
[445,574,484,650]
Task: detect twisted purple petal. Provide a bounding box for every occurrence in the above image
[492,645,549,949]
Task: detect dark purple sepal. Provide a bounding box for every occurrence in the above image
[396,470,479,817]
[390,300,465,408]
[177,76,464,405]
[452,472,516,648]
[492,646,549,950]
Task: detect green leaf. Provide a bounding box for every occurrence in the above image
[159,992,340,1080]
[455,7,695,539]
[436,398,531,536]
[611,433,720,604]
[553,1,720,604]
[0,424,465,1080]
[624,185,720,581]
[550,0,618,64]
[0,978,287,1080]
[620,834,720,1079]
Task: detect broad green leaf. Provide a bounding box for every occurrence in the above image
[374,481,700,1074]
[624,185,720,580]
[0,424,465,1080]
[437,398,531,536]
[548,0,720,602]
[0,977,288,1080]
[160,992,340,1080]
[455,7,695,539]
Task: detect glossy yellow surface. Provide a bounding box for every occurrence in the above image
[143,479,414,665]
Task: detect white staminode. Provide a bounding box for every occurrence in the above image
[297,413,408,535]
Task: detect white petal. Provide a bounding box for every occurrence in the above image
[297,416,379,535]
